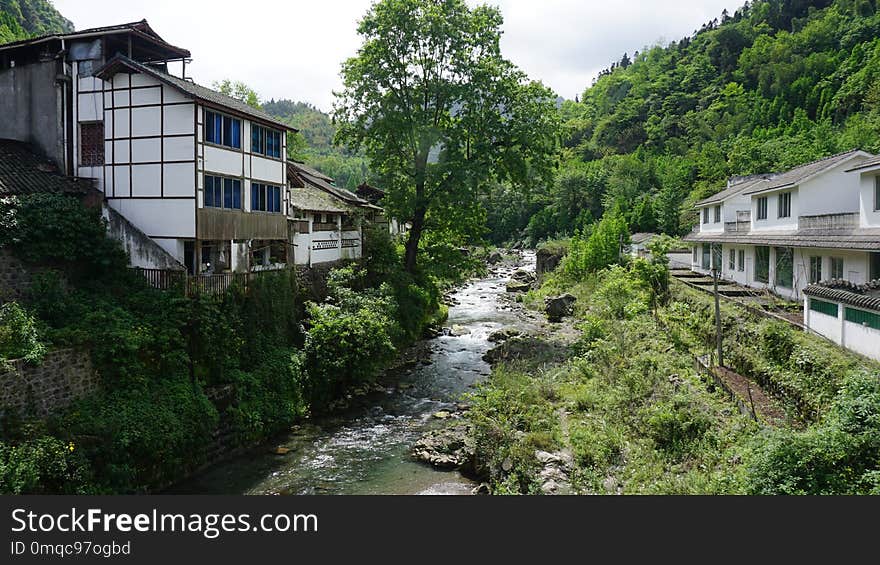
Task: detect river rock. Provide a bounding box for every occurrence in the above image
[544,293,577,322]
[506,280,531,293]
[488,328,521,342]
[449,324,471,336]
[487,250,503,264]
[511,269,536,283]
[433,410,452,419]
[411,424,474,471]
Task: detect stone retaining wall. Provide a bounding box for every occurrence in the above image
[0,348,99,419]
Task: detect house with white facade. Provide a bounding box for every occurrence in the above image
[683,149,880,360]
[288,161,381,266]
[0,20,296,274]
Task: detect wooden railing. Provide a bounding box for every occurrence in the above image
[724,220,751,233]
[134,267,289,296]
[312,222,338,232]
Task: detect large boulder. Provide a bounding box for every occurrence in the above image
[411,424,474,472]
[487,250,503,264]
[505,280,531,293]
[511,269,536,283]
[544,293,577,322]
[536,247,565,276]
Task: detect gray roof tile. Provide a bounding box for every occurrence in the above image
[0,140,94,196]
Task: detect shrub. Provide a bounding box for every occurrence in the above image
[560,210,629,280]
[643,394,713,457]
[760,321,796,366]
[0,436,94,494]
[0,302,46,364]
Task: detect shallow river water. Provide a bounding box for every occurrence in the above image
[172,252,536,495]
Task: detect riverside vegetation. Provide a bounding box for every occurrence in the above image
[0,193,475,494]
[462,237,880,495]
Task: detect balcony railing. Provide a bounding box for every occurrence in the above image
[312,222,338,232]
[134,267,289,296]
[799,212,857,230]
[724,221,751,233]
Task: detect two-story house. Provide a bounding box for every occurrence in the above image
[684,150,880,360]
[0,20,296,274]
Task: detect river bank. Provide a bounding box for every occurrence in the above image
[170,250,539,495]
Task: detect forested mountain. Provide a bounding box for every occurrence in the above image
[0,0,72,43]
[487,0,880,244]
[262,99,371,189]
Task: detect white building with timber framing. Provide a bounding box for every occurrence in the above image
[683,150,880,360]
[287,161,383,266]
[0,20,296,274]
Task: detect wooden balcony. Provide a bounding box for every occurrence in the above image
[197,208,287,240]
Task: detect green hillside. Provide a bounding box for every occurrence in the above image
[0,0,72,43]
[262,99,371,190]
[487,0,880,244]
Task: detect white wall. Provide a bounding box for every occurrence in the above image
[697,204,724,233]
[751,188,798,232]
[843,315,880,361]
[799,157,868,217]
[805,299,880,362]
[805,300,842,344]
[858,171,880,228]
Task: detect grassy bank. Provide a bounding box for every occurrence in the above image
[466,252,880,494]
[0,194,474,493]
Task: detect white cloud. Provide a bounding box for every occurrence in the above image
[53,0,744,110]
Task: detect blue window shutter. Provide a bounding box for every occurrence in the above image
[231,119,241,149]
[233,180,241,209]
[204,175,212,207]
[273,186,280,212]
[252,125,261,154]
[252,183,259,211]
[223,178,233,209]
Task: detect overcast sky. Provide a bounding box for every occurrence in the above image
[53,0,744,111]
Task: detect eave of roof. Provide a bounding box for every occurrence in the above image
[683,228,880,251]
[742,150,872,196]
[845,155,880,173]
[289,184,351,213]
[0,19,191,59]
[804,284,880,313]
[95,55,294,131]
[694,176,769,208]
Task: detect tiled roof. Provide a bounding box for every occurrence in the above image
[0,19,190,58]
[630,232,658,244]
[743,150,870,195]
[845,155,880,172]
[289,161,334,183]
[683,228,880,251]
[0,140,94,196]
[289,184,351,213]
[695,175,770,207]
[95,55,294,131]
[288,163,371,206]
[804,282,880,313]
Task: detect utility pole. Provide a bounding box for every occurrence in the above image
[712,265,723,368]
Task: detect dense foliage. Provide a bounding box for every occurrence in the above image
[0,194,458,493]
[487,0,880,245]
[0,0,72,43]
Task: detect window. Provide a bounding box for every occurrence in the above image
[810,299,838,318]
[872,253,880,282]
[845,307,880,331]
[737,249,745,272]
[204,174,242,210]
[755,246,770,283]
[80,122,104,166]
[702,244,711,270]
[714,205,721,223]
[252,124,282,158]
[778,191,791,218]
[702,208,710,224]
[251,183,282,213]
[774,247,793,288]
[809,256,822,284]
[757,196,768,220]
[875,176,880,212]
[830,257,844,280]
[729,249,735,270]
[205,110,241,149]
[692,247,699,263]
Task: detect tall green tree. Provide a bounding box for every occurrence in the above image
[334,0,560,272]
[213,79,262,109]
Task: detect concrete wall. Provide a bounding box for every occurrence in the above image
[751,188,799,232]
[103,204,186,270]
[805,298,880,362]
[798,158,866,217]
[0,60,66,170]
[0,348,98,419]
